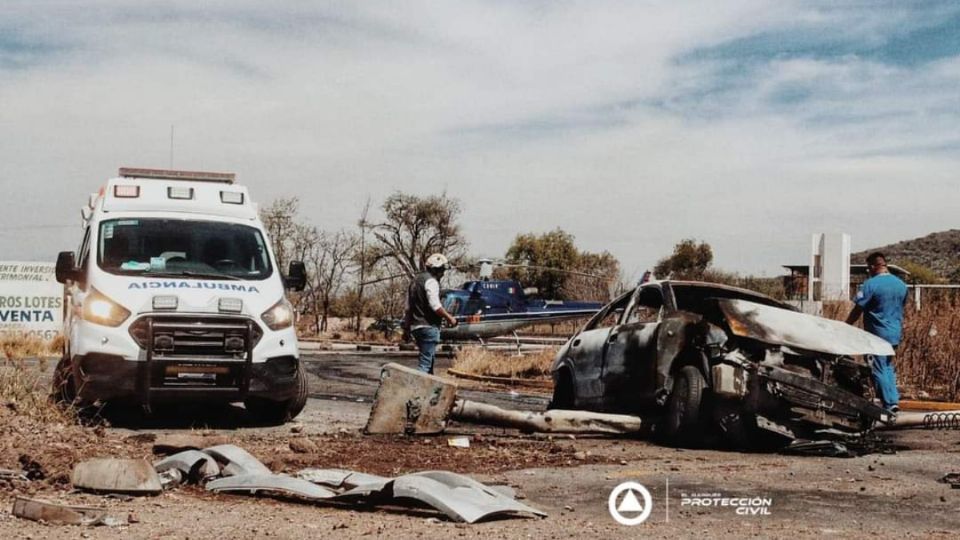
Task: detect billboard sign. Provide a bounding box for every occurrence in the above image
[0,261,63,340]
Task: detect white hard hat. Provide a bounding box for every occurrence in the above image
[425,253,449,270]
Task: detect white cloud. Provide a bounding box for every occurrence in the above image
[1,1,957,278]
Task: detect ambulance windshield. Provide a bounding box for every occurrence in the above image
[97,219,272,280]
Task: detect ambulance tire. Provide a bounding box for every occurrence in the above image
[244,366,308,425]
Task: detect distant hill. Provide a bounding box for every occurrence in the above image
[853,229,960,280]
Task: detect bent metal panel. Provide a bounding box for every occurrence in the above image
[0,261,63,340]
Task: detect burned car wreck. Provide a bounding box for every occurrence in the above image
[549,281,895,448]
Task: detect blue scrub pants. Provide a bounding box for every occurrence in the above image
[871,354,900,409]
[412,326,441,374]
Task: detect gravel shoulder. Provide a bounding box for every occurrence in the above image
[0,353,958,539]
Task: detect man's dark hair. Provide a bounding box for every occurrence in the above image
[866,252,887,266]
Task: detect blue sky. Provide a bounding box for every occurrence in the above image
[1,1,958,279]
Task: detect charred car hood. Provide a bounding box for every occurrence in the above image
[716,298,895,357]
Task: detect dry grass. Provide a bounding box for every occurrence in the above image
[0,333,61,360]
[897,294,960,401]
[0,334,74,423]
[0,360,74,423]
[822,296,960,401]
[452,347,558,380]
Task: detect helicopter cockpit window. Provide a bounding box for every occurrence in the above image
[625,286,663,324]
[443,296,463,315]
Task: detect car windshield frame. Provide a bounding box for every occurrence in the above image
[96,218,274,281]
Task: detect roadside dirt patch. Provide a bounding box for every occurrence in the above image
[223,432,614,477]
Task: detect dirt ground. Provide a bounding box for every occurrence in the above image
[1,353,959,539]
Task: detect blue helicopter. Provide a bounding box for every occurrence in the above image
[439,259,605,341]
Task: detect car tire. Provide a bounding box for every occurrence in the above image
[244,365,308,425]
[662,365,706,445]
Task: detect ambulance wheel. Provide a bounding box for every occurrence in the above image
[244,366,308,425]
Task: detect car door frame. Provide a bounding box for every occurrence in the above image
[562,290,633,409]
[599,283,665,411]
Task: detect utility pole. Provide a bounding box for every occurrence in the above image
[355,197,371,332]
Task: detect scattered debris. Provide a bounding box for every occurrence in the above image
[366,363,642,435]
[142,441,546,523]
[448,436,471,448]
[207,474,338,499]
[365,363,458,434]
[154,450,221,482]
[296,469,387,489]
[11,497,124,526]
[782,440,854,458]
[157,469,183,490]
[938,472,960,489]
[203,444,273,476]
[71,458,162,495]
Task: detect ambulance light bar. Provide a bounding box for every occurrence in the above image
[118,167,235,184]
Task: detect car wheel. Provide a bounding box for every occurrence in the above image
[662,365,706,445]
[244,365,308,425]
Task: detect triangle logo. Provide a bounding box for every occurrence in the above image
[617,489,644,513]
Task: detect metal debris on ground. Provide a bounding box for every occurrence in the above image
[71,458,163,495]
[365,363,642,436]
[206,474,339,499]
[938,472,960,489]
[154,450,221,482]
[781,440,853,458]
[175,443,544,522]
[448,436,471,448]
[12,497,125,526]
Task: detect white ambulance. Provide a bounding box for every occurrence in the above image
[54,167,308,423]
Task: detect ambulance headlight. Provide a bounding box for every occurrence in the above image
[83,287,131,327]
[261,298,294,331]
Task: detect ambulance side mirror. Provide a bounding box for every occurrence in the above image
[285,261,306,291]
[55,251,79,284]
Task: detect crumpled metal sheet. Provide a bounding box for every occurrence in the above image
[296,468,545,523]
[717,298,895,357]
[295,468,388,490]
[393,471,546,523]
[195,451,546,523]
[206,474,338,500]
[154,450,221,481]
[203,445,272,477]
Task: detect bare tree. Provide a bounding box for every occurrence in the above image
[312,230,358,332]
[259,197,301,271]
[371,192,467,278]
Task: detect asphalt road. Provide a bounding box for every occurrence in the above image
[297,353,960,537]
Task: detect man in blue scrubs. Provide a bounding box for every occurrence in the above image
[846,252,908,413]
